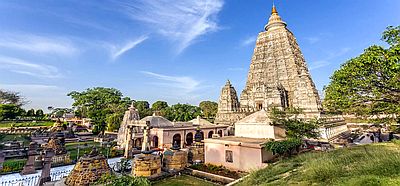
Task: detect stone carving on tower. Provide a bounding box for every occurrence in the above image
[117,102,140,148]
[215,5,322,125]
[215,80,246,125]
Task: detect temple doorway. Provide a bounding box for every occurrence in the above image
[208,131,214,138]
[186,132,193,146]
[172,134,181,148]
[153,136,159,148]
[218,130,223,137]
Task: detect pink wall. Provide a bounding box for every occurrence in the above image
[204,142,270,171]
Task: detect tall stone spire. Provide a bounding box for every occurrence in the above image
[215,4,322,125]
[218,80,240,113]
[240,4,322,115]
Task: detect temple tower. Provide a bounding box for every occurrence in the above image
[215,80,246,125]
[215,5,322,125]
[239,5,322,115]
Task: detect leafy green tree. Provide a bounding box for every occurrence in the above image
[199,101,218,119]
[163,103,201,122]
[35,109,44,118]
[151,101,168,111]
[68,87,131,134]
[26,109,35,117]
[106,113,123,132]
[134,101,152,117]
[264,108,320,157]
[0,104,23,121]
[324,26,400,120]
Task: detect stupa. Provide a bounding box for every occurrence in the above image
[64,147,111,186]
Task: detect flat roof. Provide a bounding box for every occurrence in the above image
[203,136,274,148]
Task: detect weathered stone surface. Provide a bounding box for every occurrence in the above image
[117,102,140,148]
[216,5,322,125]
[132,153,161,177]
[65,148,111,186]
[163,149,188,172]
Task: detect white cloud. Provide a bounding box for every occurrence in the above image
[227,67,245,71]
[0,56,61,78]
[0,33,78,56]
[119,0,224,53]
[141,71,201,94]
[0,84,70,110]
[241,36,256,46]
[304,36,320,44]
[309,47,351,70]
[109,35,148,60]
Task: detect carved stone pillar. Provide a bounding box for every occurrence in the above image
[124,126,133,158]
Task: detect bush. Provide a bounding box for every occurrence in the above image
[264,138,303,157]
[96,174,150,186]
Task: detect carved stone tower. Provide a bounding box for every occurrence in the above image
[240,5,321,114]
[215,5,322,125]
[215,80,246,125]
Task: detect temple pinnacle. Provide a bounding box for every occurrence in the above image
[271,4,278,14]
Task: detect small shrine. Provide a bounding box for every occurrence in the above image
[41,136,71,166]
[21,142,39,175]
[64,147,111,186]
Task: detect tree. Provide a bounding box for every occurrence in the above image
[106,113,123,132]
[68,87,131,134]
[163,103,201,122]
[0,90,26,106]
[151,101,168,111]
[35,109,44,118]
[0,104,23,121]
[264,107,320,157]
[324,26,400,120]
[26,109,35,117]
[199,101,218,119]
[134,101,152,117]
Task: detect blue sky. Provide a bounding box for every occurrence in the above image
[0,0,399,110]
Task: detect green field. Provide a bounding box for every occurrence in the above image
[66,141,123,161]
[152,175,218,186]
[237,141,400,186]
[0,121,53,128]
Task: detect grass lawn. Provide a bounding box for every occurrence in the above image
[152,175,218,186]
[0,134,30,145]
[237,141,400,186]
[66,141,123,161]
[0,121,53,128]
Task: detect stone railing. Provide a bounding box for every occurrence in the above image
[0,162,118,186]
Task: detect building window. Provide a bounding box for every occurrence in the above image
[225,150,233,163]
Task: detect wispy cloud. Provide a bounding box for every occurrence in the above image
[309,47,351,70]
[304,36,321,44]
[241,36,256,47]
[0,33,78,56]
[227,67,245,71]
[118,0,224,53]
[141,71,201,94]
[109,35,148,60]
[0,56,61,78]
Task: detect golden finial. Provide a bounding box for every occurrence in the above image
[271,3,278,14]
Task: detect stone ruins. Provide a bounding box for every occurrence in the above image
[216,5,322,125]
